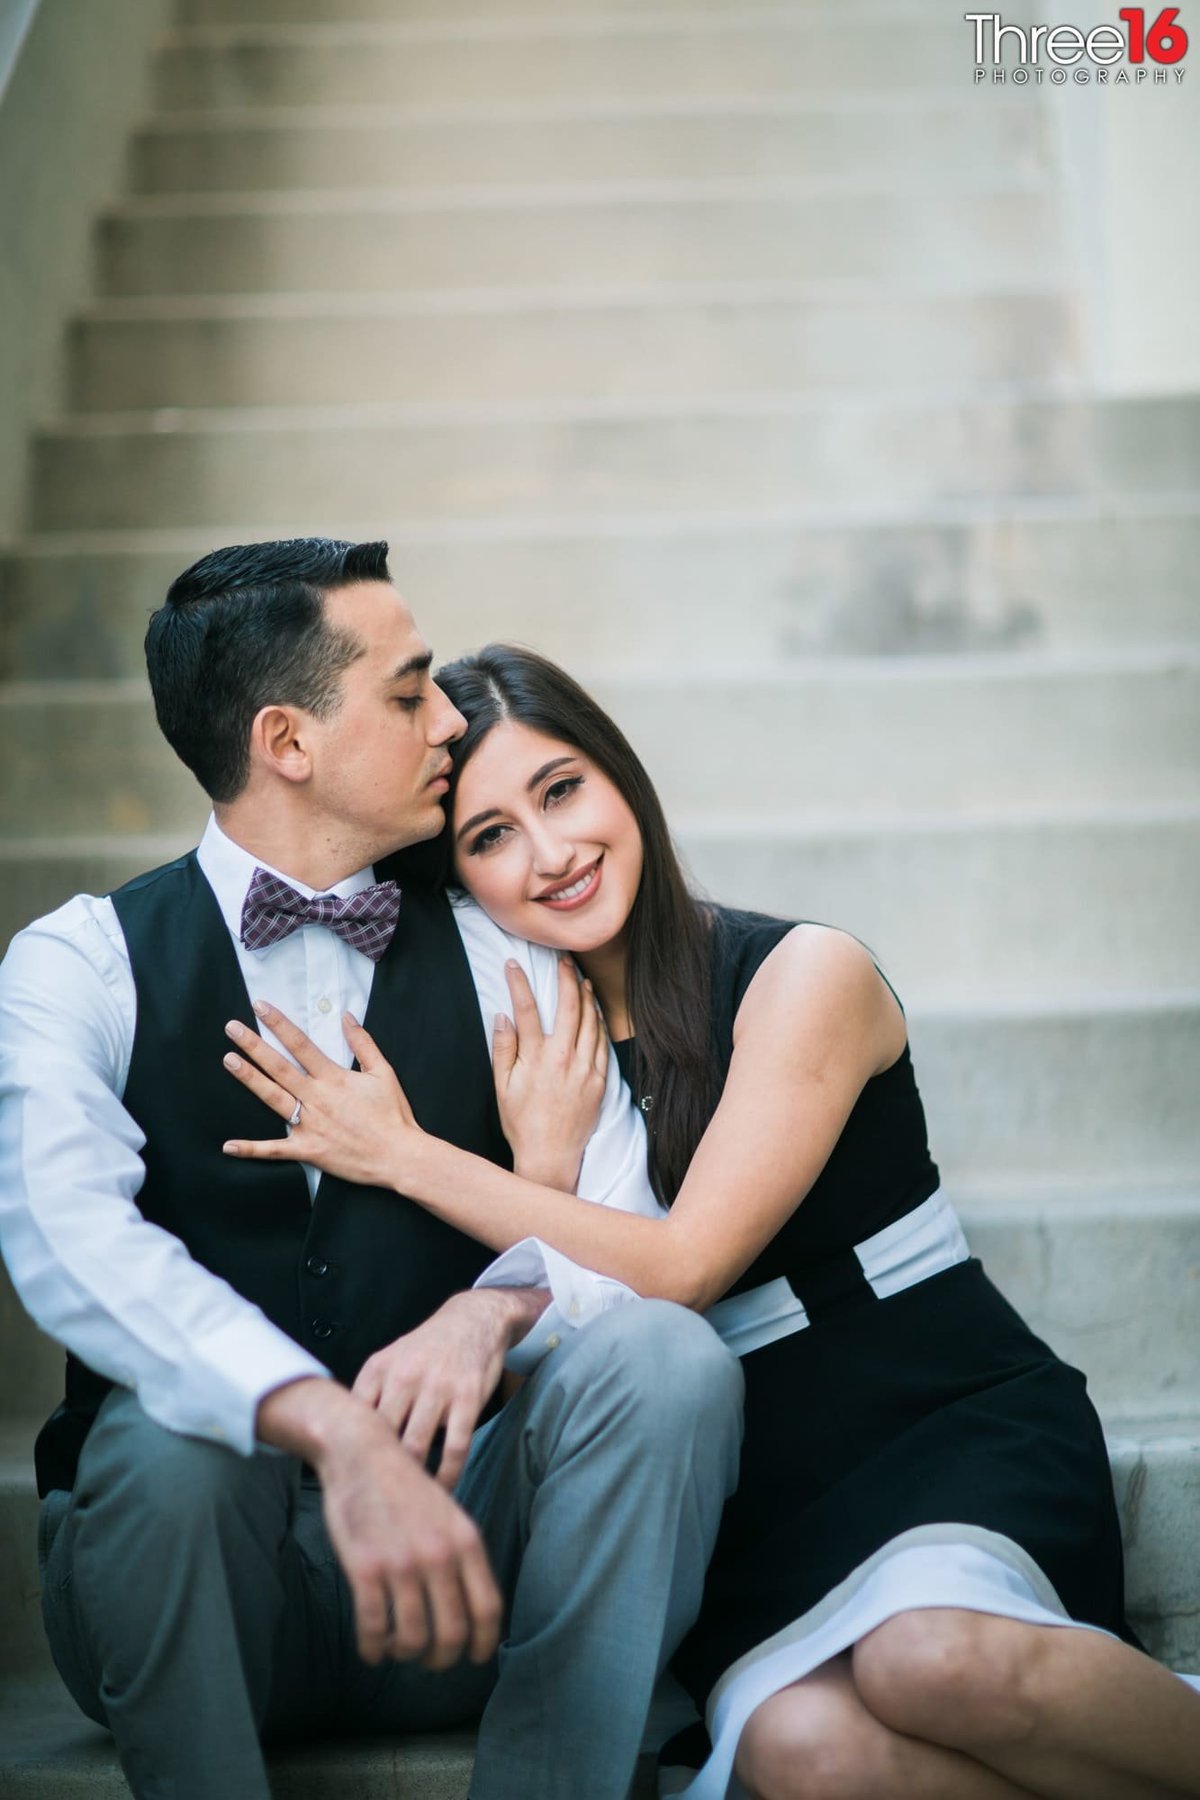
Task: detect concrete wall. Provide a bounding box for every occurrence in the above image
[0,0,175,545]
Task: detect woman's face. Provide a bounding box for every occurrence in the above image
[451,720,644,955]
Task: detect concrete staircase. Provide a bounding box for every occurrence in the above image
[2,0,1198,1790]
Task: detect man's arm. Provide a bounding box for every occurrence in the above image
[0,900,327,1453]
[0,897,501,1666]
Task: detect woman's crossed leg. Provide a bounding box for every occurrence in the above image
[736,1609,1200,1800]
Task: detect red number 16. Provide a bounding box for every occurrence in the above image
[1118,7,1189,62]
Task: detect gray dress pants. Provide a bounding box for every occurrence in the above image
[39,1300,743,1800]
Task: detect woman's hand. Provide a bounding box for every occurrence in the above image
[221,999,423,1188]
[493,958,609,1192]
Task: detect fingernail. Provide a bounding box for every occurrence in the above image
[252,999,271,1018]
[223,1052,242,1071]
[225,1020,245,1039]
[223,1141,239,1156]
[494,1013,511,1032]
[505,958,519,971]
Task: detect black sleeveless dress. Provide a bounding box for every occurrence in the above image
[614,907,1131,1784]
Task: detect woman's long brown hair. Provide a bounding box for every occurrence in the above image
[435,644,716,1205]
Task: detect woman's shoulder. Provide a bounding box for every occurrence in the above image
[709,906,872,1007]
[709,907,907,1072]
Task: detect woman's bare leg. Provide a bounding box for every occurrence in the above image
[734,1653,1036,1800]
[853,1609,1200,1800]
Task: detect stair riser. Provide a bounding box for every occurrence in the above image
[962,1206,1200,1418]
[30,399,1200,533]
[1110,1435,1200,1666]
[177,0,1020,20]
[67,294,1079,413]
[593,666,1200,814]
[679,818,1200,997]
[2,667,1197,832]
[96,194,1064,297]
[155,23,976,111]
[131,105,1049,196]
[3,819,1197,995]
[913,1008,1200,1184]
[5,513,1199,683]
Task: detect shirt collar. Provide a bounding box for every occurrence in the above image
[196,814,379,946]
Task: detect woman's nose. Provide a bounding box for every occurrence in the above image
[529,825,573,879]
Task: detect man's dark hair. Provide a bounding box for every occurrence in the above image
[145,538,391,803]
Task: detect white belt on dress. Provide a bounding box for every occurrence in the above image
[703,1189,970,1359]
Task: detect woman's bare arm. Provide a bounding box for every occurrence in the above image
[224,926,905,1311]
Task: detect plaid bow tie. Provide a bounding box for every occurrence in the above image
[240,867,401,962]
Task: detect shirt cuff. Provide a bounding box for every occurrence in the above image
[473,1236,641,1374]
[136,1312,332,1457]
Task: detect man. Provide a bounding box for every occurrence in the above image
[0,539,743,1800]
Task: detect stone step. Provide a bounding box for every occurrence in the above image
[910,997,1199,1187]
[153,18,976,112]
[4,1184,1197,1428]
[66,290,1081,412]
[130,95,1050,195]
[178,0,1000,19]
[29,392,1200,533]
[95,189,1066,297]
[958,1191,1200,1421]
[678,807,1200,999]
[0,1679,484,1797]
[3,654,1198,836]
[5,501,1199,679]
[3,810,1197,998]
[4,657,1197,831]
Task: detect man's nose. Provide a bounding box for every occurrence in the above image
[427,681,466,745]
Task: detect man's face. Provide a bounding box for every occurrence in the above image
[305,581,465,856]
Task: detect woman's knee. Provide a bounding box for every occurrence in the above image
[735,1678,889,1800]
[853,1609,1044,1750]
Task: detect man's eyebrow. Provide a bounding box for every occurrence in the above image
[387,651,433,683]
[456,756,577,842]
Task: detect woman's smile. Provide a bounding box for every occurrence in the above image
[535,856,604,910]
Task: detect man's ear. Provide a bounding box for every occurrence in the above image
[248,704,313,786]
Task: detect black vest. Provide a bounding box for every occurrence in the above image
[34,853,511,1495]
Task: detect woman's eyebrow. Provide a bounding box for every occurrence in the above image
[456,757,578,841]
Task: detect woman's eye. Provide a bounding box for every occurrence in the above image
[544,776,583,808]
[395,694,424,714]
[468,823,509,856]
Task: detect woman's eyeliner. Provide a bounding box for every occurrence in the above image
[467,775,583,857]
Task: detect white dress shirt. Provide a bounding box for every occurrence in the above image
[0,816,662,1458]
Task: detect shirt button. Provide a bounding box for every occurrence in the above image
[306,1256,329,1278]
[567,1299,581,1319]
[545,1333,561,1351]
[311,1318,336,1340]
[316,996,333,1015]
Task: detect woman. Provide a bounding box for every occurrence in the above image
[222,645,1200,1800]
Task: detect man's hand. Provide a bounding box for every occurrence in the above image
[353,1288,549,1489]
[257,1377,502,1670]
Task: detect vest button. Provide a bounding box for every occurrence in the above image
[306,1256,329,1278]
[311,1318,336,1340]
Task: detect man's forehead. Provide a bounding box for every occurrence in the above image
[326,579,426,656]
